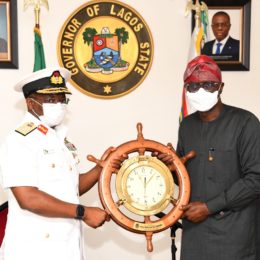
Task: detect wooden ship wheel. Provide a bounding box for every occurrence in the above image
[88,123,195,252]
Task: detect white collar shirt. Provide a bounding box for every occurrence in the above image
[212,35,230,54]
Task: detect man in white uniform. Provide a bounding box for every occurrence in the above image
[0,67,120,260]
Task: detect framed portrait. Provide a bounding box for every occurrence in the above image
[0,0,18,69]
[192,0,251,71]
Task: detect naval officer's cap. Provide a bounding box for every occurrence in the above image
[14,67,72,98]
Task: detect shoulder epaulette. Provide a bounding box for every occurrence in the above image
[15,122,37,136]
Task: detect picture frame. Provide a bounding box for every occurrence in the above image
[192,0,251,71]
[0,0,18,69]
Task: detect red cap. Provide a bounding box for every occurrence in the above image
[183,55,222,83]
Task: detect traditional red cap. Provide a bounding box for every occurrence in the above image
[183,55,222,83]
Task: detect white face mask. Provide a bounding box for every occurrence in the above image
[39,103,67,127]
[186,88,219,112]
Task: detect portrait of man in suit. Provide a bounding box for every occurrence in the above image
[202,11,240,61]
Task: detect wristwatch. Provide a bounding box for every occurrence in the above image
[75,204,85,220]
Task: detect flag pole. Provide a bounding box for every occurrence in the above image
[24,0,49,28]
[185,0,208,56]
[186,0,208,27]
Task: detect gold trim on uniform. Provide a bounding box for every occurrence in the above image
[36,87,71,94]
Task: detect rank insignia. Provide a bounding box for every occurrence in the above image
[37,124,48,135]
[15,122,37,136]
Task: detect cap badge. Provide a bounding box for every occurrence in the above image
[50,71,64,85]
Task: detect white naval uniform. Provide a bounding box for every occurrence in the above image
[0,112,85,260]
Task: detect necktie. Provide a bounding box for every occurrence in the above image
[216,42,222,55]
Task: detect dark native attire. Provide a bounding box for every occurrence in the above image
[177,104,260,260]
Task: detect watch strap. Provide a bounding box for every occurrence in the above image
[75,204,85,220]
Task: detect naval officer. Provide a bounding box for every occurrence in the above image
[0,67,122,260]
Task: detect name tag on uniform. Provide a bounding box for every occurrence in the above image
[43,149,55,155]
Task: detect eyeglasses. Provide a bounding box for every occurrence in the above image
[211,23,230,28]
[30,97,70,105]
[43,97,70,104]
[184,82,223,93]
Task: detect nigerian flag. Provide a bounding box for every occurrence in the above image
[33,27,46,72]
[180,9,209,122]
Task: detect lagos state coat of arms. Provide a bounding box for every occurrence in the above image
[57,0,153,98]
[84,26,129,74]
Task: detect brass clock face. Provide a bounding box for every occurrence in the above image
[116,155,174,216]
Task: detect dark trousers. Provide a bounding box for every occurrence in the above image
[257,199,260,259]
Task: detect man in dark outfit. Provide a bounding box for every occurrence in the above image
[177,55,260,260]
[256,199,260,259]
[202,11,240,61]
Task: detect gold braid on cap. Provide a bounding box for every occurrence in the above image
[36,87,71,94]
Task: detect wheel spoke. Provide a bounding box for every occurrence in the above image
[116,199,126,207]
[170,197,178,206]
[144,216,151,223]
[138,148,145,155]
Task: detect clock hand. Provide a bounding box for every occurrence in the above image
[146,173,156,186]
[144,176,147,195]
